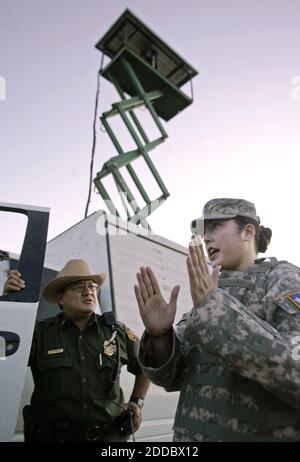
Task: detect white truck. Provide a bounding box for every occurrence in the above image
[1,205,192,442]
[0,203,49,443]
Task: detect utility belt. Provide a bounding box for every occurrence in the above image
[86,409,133,442]
[23,405,132,442]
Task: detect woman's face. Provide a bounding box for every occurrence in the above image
[203,219,246,270]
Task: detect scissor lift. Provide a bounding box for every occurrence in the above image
[94,9,198,228]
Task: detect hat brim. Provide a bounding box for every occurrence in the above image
[191,213,260,234]
[42,273,106,303]
[191,214,237,233]
[200,213,237,221]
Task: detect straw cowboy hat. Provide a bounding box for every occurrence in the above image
[42,259,106,303]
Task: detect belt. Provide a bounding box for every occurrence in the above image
[86,410,133,442]
[24,408,132,442]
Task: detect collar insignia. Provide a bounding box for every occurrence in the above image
[126,327,137,341]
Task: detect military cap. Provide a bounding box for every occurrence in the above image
[191,198,260,234]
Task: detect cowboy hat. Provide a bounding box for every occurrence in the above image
[42,259,106,303]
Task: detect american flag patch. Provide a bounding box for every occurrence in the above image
[287,292,300,310]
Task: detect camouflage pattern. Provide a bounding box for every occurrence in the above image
[191,198,260,234]
[139,258,300,442]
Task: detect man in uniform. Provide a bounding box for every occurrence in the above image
[5,259,150,442]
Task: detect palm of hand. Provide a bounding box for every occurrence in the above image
[142,293,175,334]
[135,267,180,335]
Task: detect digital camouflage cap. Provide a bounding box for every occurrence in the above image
[191,198,260,234]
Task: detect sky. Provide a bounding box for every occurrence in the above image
[0,0,300,264]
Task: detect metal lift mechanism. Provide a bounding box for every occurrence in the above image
[94,9,198,228]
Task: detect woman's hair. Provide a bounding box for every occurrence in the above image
[234,216,272,253]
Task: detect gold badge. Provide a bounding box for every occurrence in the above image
[103,340,116,356]
[126,327,137,342]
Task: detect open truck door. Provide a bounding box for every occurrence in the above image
[0,203,49,442]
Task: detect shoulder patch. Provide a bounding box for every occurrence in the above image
[125,327,138,341]
[287,292,300,310]
[277,292,300,315]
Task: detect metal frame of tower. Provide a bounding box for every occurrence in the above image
[94,9,198,228]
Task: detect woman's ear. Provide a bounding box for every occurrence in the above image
[242,223,256,241]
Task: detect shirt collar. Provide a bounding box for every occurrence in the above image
[59,312,98,330]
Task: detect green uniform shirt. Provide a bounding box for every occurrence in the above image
[28,312,142,434]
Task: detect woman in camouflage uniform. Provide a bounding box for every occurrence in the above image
[135,198,300,442]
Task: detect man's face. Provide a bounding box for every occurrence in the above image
[203,218,245,270]
[58,279,98,316]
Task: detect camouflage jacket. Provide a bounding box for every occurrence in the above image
[139,258,300,441]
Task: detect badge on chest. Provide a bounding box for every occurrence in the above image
[103,330,117,357]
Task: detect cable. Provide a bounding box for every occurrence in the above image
[129,411,135,442]
[84,53,105,218]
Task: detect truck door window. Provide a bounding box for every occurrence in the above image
[0,211,28,295]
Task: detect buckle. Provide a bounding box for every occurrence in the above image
[86,425,102,442]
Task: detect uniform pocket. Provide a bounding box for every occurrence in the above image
[36,356,73,400]
[89,354,119,399]
[38,356,73,371]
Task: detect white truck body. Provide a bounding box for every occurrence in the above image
[0,203,49,442]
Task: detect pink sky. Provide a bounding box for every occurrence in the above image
[1,0,300,264]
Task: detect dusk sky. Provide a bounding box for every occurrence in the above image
[1,0,300,264]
